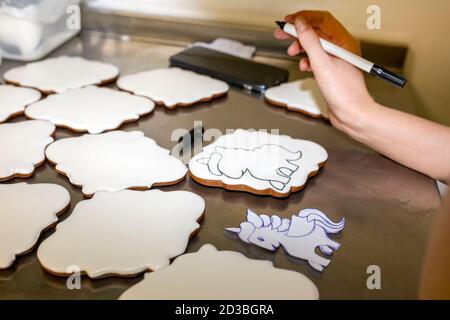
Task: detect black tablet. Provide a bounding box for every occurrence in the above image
[170,46,289,93]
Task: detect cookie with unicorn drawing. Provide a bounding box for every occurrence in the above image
[189,129,328,197]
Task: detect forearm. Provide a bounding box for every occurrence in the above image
[339,102,450,184]
[419,193,450,299]
[279,11,450,182]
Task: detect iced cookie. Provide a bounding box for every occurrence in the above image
[37,189,205,278]
[0,183,70,269]
[117,67,229,108]
[4,56,119,94]
[25,86,155,134]
[119,244,319,300]
[0,85,41,123]
[0,120,55,181]
[264,79,328,118]
[189,129,328,198]
[45,130,187,197]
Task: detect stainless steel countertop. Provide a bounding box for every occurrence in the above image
[0,28,440,299]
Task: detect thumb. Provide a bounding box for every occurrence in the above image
[295,17,333,69]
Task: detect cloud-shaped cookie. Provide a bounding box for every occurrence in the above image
[4,56,119,94]
[0,85,41,123]
[265,79,328,118]
[0,120,55,181]
[45,130,187,196]
[37,190,205,278]
[25,86,155,134]
[0,183,70,269]
[119,244,319,300]
[117,67,229,108]
[189,129,328,197]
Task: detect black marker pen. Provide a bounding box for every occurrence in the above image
[276,21,407,88]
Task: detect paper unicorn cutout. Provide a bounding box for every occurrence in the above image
[197,144,302,191]
[226,208,345,271]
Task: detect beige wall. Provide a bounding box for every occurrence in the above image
[88,0,450,124]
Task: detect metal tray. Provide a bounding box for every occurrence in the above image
[0,26,440,300]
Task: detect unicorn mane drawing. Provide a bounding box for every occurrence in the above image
[226,208,345,271]
[196,144,302,191]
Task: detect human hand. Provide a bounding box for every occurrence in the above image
[274,11,377,133]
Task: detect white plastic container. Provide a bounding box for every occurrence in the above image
[0,0,81,61]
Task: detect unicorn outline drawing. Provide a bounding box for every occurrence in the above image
[196,144,302,191]
[226,208,345,272]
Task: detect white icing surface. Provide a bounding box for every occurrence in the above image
[4,56,119,93]
[0,183,70,269]
[0,85,41,123]
[119,244,319,300]
[189,129,328,196]
[265,79,328,118]
[45,130,187,196]
[25,86,155,134]
[37,189,205,278]
[0,120,55,181]
[117,67,229,108]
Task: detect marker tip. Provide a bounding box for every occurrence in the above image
[275,21,286,29]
